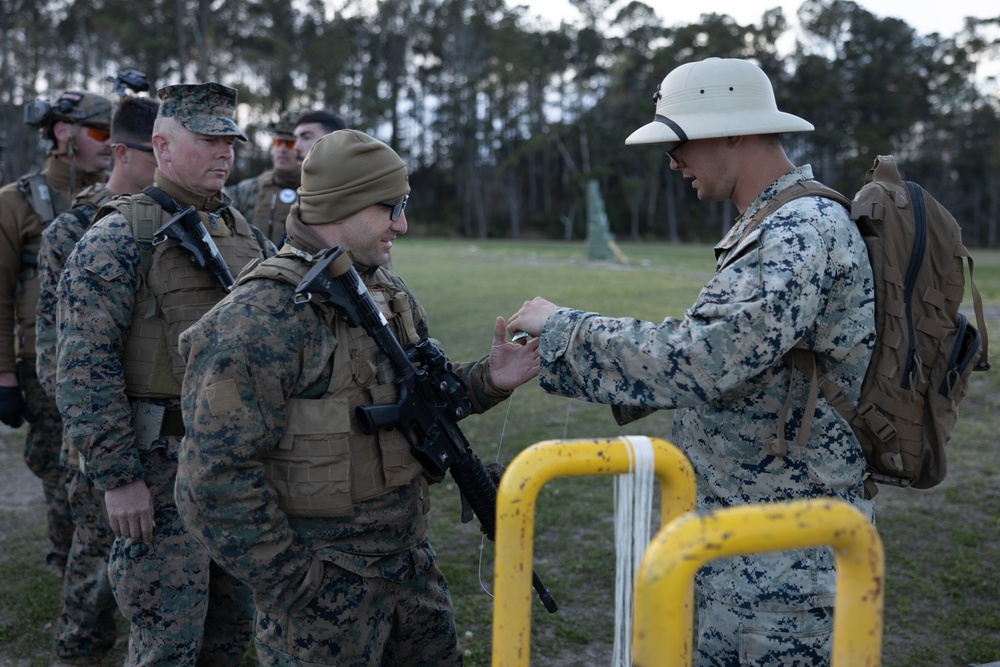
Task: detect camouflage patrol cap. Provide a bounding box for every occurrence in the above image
[268,109,300,137]
[156,82,247,141]
[50,91,113,128]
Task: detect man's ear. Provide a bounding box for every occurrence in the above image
[152,134,169,162]
[112,143,130,164]
[53,121,75,145]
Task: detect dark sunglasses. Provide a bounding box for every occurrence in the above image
[378,195,409,221]
[666,140,687,165]
[113,141,154,153]
[273,137,295,149]
[83,126,111,143]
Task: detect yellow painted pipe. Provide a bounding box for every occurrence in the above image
[632,497,884,667]
[491,437,697,667]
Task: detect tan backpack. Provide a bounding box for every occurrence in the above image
[750,155,991,497]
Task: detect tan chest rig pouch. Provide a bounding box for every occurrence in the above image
[245,254,425,517]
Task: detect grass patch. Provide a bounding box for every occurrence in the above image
[0,511,62,648]
[3,238,999,666]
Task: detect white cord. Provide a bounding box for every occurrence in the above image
[477,393,517,599]
[480,394,571,596]
[612,436,655,667]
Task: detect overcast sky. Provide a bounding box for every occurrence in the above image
[518,0,997,40]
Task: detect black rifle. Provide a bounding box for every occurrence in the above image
[153,205,235,292]
[295,245,557,613]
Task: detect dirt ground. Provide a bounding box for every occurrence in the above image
[0,424,45,513]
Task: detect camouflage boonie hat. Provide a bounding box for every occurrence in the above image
[156,82,247,141]
[267,109,300,137]
[51,91,113,128]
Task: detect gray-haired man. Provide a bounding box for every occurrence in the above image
[55,82,271,666]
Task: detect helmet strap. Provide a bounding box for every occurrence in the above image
[654,115,688,142]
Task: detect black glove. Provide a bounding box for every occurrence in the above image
[0,385,32,428]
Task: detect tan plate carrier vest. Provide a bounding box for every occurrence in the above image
[98,193,265,399]
[240,254,426,518]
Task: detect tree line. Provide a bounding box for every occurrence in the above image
[2,0,999,245]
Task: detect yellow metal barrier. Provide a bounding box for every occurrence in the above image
[632,498,884,667]
[491,437,697,667]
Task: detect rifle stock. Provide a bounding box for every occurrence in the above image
[295,245,557,613]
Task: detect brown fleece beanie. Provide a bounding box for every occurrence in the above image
[297,129,409,224]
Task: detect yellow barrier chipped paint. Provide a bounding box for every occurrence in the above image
[632,498,884,667]
[491,437,697,667]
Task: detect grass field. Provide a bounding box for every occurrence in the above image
[1,238,998,666]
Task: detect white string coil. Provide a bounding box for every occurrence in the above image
[611,435,655,667]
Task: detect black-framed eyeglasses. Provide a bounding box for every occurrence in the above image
[113,141,154,153]
[378,194,408,221]
[665,140,687,165]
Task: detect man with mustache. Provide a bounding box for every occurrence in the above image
[55,82,271,666]
[35,93,159,667]
[0,89,112,578]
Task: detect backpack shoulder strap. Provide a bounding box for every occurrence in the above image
[755,181,853,459]
[740,180,851,247]
[960,245,990,371]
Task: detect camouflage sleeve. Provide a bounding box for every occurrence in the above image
[247,222,279,258]
[55,213,143,490]
[225,176,257,218]
[451,355,512,415]
[176,281,335,612]
[36,207,93,397]
[537,215,832,408]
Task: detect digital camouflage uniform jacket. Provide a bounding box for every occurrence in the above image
[538,166,876,611]
[175,218,512,614]
[0,157,105,371]
[36,183,113,398]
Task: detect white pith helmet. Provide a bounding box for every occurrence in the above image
[625,57,814,145]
